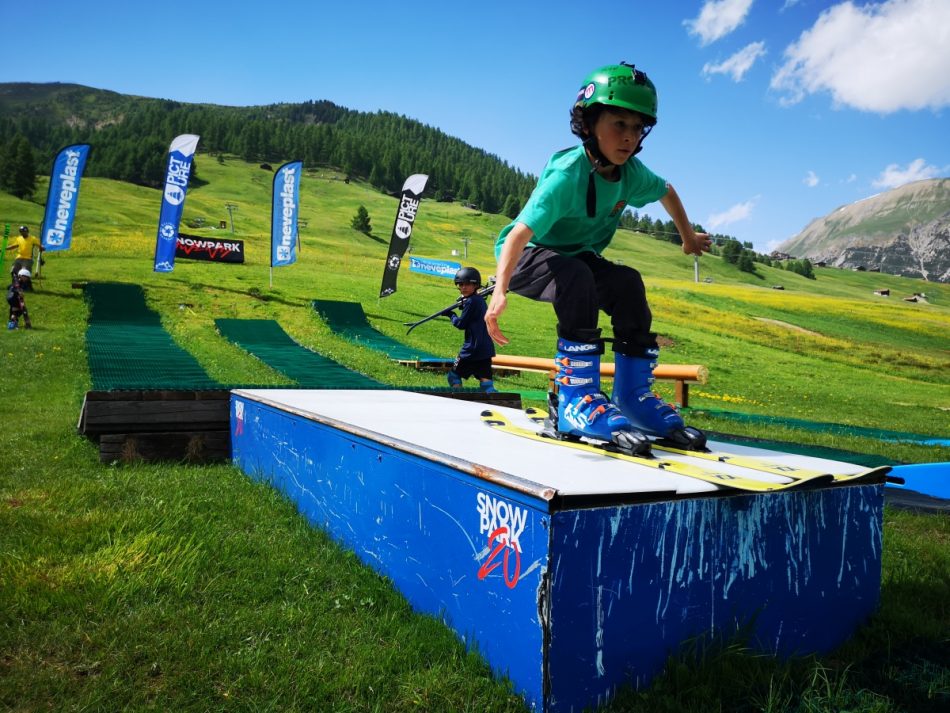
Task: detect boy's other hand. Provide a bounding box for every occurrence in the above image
[682,231,712,257]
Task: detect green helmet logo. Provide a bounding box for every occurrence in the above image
[571,62,658,137]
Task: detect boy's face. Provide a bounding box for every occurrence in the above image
[456,281,477,297]
[591,107,650,165]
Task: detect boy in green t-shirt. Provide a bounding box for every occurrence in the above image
[486,62,710,455]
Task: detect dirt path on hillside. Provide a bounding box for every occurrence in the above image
[754,318,822,336]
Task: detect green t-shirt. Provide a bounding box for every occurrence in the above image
[495,144,668,258]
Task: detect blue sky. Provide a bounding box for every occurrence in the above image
[3,0,948,253]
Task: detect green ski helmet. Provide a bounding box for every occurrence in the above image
[570,62,658,138]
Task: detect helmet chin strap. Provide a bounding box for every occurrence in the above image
[583,137,613,218]
[583,136,644,218]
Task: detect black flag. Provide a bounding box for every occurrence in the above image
[379,174,428,298]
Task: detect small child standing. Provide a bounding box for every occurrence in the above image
[446,267,496,393]
[7,269,32,330]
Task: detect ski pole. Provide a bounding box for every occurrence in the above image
[404,282,495,334]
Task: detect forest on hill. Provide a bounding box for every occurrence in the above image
[0,82,536,216]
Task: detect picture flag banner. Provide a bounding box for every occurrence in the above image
[270,160,303,267]
[409,256,461,279]
[153,134,200,273]
[379,173,428,298]
[41,143,91,252]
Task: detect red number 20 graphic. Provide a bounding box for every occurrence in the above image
[476,526,521,589]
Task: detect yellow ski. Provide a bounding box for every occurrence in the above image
[523,407,889,486]
[482,410,835,493]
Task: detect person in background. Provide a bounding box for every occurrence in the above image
[445,267,496,393]
[7,226,43,288]
[6,268,32,330]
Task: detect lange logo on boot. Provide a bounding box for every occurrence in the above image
[558,340,599,353]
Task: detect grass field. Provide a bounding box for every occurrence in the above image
[1,156,947,712]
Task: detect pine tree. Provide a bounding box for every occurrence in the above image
[738,251,756,273]
[501,195,520,219]
[1,134,37,199]
[351,205,372,234]
[721,239,743,264]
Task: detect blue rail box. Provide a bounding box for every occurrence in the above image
[231,389,885,712]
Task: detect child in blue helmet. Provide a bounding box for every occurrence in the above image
[485,62,710,455]
[446,267,496,393]
[6,269,32,329]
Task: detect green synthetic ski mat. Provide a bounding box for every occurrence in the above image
[84,283,221,391]
[685,406,950,447]
[214,318,384,389]
[312,299,451,364]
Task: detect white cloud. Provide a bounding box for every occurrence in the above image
[771,0,950,113]
[702,42,767,81]
[685,0,755,45]
[845,174,857,184]
[872,158,943,188]
[708,197,758,230]
[803,171,820,187]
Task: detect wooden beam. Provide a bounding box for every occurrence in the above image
[491,355,708,384]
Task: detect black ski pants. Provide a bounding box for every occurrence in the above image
[508,246,651,344]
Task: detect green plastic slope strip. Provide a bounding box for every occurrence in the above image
[84,282,220,391]
[312,299,450,363]
[685,406,948,446]
[214,318,383,389]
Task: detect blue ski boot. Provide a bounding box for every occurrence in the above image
[612,335,707,450]
[544,333,651,456]
[480,379,498,394]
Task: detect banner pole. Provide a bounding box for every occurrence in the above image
[0,224,10,276]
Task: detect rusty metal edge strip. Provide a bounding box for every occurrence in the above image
[231,389,558,504]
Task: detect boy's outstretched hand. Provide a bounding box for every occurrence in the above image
[485,292,509,346]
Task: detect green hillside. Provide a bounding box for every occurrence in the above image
[0,81,536,213]
[2,154,948,461]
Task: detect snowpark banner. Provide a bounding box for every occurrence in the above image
[176,233,245,263]
[379,173,428,298]
[41,143,91,252]
[153,134,200,273]
[409,256,460,279]
[271,161,303,268]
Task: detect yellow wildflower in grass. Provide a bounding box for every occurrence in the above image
[693,390,763,406]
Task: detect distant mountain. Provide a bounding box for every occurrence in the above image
[777,178,950,283]
[0,82,535,214]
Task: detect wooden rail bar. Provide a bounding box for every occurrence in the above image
[490,355,709,408]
